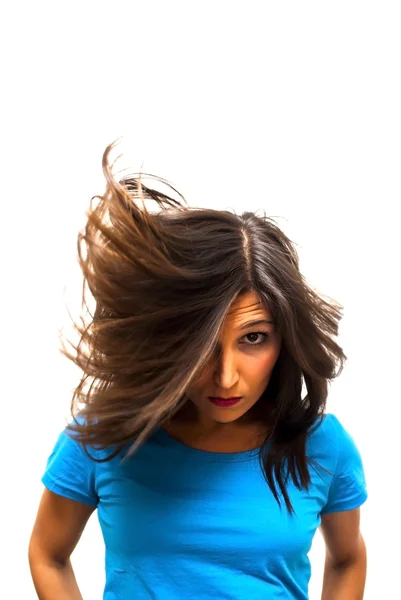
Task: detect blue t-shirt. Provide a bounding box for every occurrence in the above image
[42,413,367,599]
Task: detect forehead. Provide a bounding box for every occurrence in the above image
[224,290,271,327]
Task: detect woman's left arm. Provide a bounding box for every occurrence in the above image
[319,507,367,600]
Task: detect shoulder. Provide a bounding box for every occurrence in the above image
[307,412,365,471]
[307,413,368,514]
[307,412,356,451]
[41,414,103,507]
[306,412,366,483]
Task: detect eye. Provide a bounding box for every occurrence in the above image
[241,331,270,346]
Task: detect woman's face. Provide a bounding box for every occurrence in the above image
[185,290,282,430]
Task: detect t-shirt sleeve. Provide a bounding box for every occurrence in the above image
[321,414,368,514]
[41,420,99,507]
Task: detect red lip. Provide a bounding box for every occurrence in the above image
[210,397,242,400]
[208,396,242,407]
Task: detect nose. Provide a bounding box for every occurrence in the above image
[212,348,240,391]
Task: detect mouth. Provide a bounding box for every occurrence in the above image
[208,397,243,407]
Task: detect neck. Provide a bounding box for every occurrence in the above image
[165,399,271,440]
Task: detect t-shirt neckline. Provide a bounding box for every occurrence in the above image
[153,426,267,463]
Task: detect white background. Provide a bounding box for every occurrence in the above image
[1,2,400,598]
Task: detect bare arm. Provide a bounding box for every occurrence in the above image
[320,508,367,600]
[28,489,96,600]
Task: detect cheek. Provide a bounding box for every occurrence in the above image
[246,349,279,384]
[189,365,213,390]
[186,373,209,397]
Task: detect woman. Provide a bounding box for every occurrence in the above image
[28,143,368,599]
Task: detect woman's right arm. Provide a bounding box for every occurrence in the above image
[28,488,96,600]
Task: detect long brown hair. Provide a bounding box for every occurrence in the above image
[62,142,346,514]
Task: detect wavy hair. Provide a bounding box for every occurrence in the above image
[62,142,346,514]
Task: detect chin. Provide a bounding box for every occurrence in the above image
[210,411,245,424]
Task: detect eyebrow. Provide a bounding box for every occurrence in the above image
[239,319,274,330]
